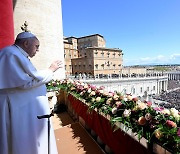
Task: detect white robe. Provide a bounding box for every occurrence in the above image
[0,45,58,154]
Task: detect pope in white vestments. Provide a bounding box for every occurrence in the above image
[0,32,62,154]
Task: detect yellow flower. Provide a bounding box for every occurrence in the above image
[154,129,163,140]
[138,116,146,125]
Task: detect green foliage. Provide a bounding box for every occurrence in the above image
[153,66,170,71]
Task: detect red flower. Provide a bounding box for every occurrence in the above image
[166,120,177,128]
[132,97,138,102]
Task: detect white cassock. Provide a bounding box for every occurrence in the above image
[0,45,58,154]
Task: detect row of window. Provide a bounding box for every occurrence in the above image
[94,51,121,58]
[95,64,121,69]
[64,64,122,70]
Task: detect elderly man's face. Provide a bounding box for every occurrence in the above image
[26,38,40,58]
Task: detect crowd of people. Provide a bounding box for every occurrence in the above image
[168,80,180,90]
[152,80,180,110]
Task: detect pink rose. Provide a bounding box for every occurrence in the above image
[90,85,97,91]
[146,101,152,107]
[153,107,164,112]
[166,120,177,128]
[99,86,105,90]
[115,101,123,109]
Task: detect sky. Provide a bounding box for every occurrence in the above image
[61,0,180,66]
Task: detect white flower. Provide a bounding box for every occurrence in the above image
[170,108,180,121]
[161,109,170,115]
[80,91,84,96]
[103,106,107,110]
[136,101,147,110]
[80,82,85,86]
[103,91,109,96]
[106,98,113,105]
[112,107,118,114]
[96,97,101,102]
[108,92,114,97]
[84,84,88,89]
[90,91,96,96]
[124,97,128,101]
[113,94,119,100]
[91,98,95,102]
[123,109,131,117]
[87,88,92,93]
[170,108,179,116]
[99,90,104,94]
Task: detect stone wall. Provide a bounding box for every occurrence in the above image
[13,0,65,79]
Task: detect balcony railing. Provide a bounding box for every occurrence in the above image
[46,79,180,154]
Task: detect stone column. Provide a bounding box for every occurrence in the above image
[159,81,161,93]
[166,80,168,91]
[13,0,65,79]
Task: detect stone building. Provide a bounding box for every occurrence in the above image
[64,37,78,75]
[64,34,123,77]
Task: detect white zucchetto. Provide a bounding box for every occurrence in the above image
[16,32,36,39]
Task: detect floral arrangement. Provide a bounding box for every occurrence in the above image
[47,79,180,153]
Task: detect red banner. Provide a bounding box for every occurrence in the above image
[0,0,14,49]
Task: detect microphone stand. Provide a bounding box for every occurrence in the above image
[37,112,54,154]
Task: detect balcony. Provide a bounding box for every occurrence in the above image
[47,79,179,154]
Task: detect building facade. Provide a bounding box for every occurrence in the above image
[64,37,78,75]
[64,34,123,77]
[81,74,168,97]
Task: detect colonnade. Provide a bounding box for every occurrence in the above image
[83,75,168,96]
[158,80,168,94]
[168,72,180,80]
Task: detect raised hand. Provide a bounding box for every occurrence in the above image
[49,60,63,72]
